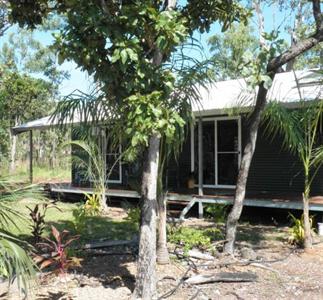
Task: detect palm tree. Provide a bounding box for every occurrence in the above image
[0,180,36,295]
[264,77,323,249]
[67,137,110,212]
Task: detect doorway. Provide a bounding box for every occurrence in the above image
[192,117,241,188]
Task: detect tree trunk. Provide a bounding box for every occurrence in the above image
[303,193,312,249]
[50,140,56,168]
[224,81,272,254]
[303,174,312,249]
[9,117,18,174]
[100,131,109,212]
[253,0,265,47]
[286,0,303,71]
[133,133,160,300]
[157,192,169,264]
[224,0,322,254]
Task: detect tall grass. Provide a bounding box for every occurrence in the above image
[1,161,71,183]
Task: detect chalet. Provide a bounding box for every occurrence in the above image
[12,70,323,219]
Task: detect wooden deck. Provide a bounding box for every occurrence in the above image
[48,183,140,199]
[47,183,323,220]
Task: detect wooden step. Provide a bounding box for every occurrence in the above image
[167,200,189,206]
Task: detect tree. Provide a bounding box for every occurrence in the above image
[0,0,9,37]
[265,92,323,249]
[208,23,258,80]
[0,25,69,172]
[0,72,54,172]
[9,1,249,298]
[0,28,69,90]
[224,0,323,254]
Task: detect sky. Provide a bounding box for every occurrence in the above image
[0,2,297,97]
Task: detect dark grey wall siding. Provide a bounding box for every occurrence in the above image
[166,116,323,195]
[71,118,323,195]
[245,118,323,195]
[166,130,192,190]
[245,120,304,194]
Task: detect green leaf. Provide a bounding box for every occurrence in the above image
[120,49,128,64]
[111,49,120,63]
[126,48,138,61]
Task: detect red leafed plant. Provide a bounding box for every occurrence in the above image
[34,225,81,274]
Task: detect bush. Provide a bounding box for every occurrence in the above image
[122,202,140,229]
[84,192,101,216]
[288,213,315,247]
[27,202,60,244]
[205,204,228,223]
[72,204,87,233]
[168,226,222,254]
[35,225,81,274]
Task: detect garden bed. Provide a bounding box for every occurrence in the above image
[2,203,323,299]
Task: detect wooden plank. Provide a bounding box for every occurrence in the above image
[179,198,197,220]
[167,193,323,213]
[167,193,194,202]
[185,272,257,285]
[50,185,140,198]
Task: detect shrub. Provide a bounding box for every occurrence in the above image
[27,202,60,244]
[168,226,222,254]
[84,192,101,216]
[205,204,228,223]
[35,225,81,274]
[72,204,87,233]
[122,202,140,229]
[288,213,315,247]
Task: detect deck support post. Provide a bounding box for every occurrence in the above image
[29,130,33,184]
[198,201,204,219]
[198,117,203,196]
[102,129,107,207]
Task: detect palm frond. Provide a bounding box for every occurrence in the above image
[0,233,36,292]
[263,102,304,154]
[0,180,38,292]
[310,145,323,169]
[52,88,117,131]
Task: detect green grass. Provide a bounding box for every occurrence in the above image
[6,198,138,245]
[1,162,71,183]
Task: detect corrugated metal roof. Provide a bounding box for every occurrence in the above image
[12,70,322,134]
[193,70,322,116]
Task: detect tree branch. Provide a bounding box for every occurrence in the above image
[312,0,322,33]
[268,0,322,72]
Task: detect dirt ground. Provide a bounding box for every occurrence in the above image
[2,209,323,300]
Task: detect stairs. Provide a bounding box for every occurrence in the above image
[167,199,192,219]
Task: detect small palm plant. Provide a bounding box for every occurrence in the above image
[265,73,323,249]
[0,180,37,294]
[67,129,121,213]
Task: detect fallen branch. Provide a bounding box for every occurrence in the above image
[249,263,280,275]
[83,237,137,249]
[185,272,258,285]
[85,249,134,256]
[158,267,191,299]
[183,249,214,261]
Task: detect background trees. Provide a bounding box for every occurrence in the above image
[0,72,54,172]
[208,23,258,80]
[0,24,70,175]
